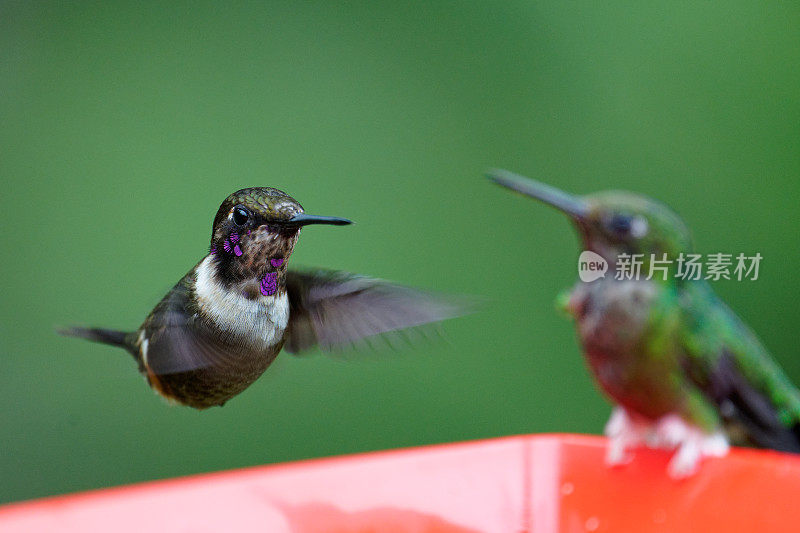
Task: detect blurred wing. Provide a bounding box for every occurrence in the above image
[680,283,800,452]
[141,275,244,375]
[283,268,472,355]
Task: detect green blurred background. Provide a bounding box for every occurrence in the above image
[1,1,798,504]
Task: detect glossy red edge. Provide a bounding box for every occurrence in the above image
[1,434,798,533]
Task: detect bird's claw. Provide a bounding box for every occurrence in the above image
[604,409,729,478]
[604,407,644,466]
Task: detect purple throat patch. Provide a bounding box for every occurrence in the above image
[215,232,244,257]
[270,257,284,268]
[260,272,278,296]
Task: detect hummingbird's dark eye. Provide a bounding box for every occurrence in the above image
[607,214,632,236]
[605,213,648,239]
[232,206,250,226]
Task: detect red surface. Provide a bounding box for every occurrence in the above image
[1,434,799,532]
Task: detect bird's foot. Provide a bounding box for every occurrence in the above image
[604,407,646,466]
[604,410,729,478]
[650,414,729,479]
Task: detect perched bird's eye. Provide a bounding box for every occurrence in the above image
[605,213,648,240]
[607,213,632,237]
[232,206,250,226]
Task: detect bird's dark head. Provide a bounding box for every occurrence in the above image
[209,187,351,286]
[488,169,693,273]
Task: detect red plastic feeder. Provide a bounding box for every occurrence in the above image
[1,434,799,532]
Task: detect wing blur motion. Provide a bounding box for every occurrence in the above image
[283,269,473,354]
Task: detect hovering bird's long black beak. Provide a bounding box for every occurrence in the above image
[288,213,353,227]
[486,168,588,220]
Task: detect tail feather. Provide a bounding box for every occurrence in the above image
[58,326,134,352]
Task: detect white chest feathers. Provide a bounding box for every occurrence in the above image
[194,256,289,351]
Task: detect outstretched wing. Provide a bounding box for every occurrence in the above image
[680,282,800,452]
[283,268,472,354]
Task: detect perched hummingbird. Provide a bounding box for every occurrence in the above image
[488,169,800,477]
[61,187,465,409]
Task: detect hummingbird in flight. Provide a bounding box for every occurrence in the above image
[488,169,800,477]
[61,187,466,409]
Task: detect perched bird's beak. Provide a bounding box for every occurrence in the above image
[287,214,353,227]
[487,168,588,221]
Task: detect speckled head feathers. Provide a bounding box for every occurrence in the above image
[208,187,351,287]
[213,187,304,232]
